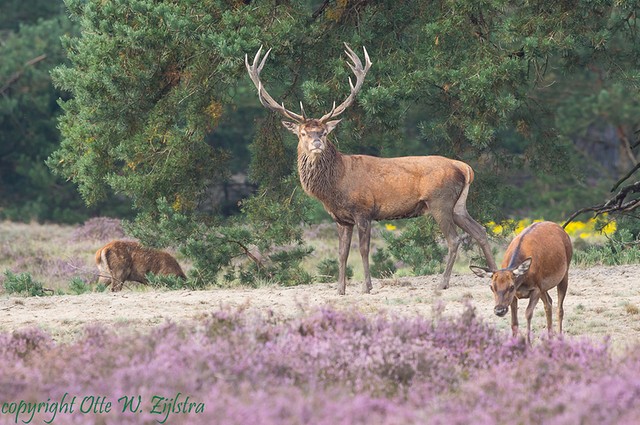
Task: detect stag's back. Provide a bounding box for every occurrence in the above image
[300,150,472,223]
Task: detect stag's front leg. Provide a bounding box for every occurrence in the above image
[357,219,373,294]
[337,223,354,295]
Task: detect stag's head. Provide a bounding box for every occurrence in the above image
[245,43,371,160]
[470,258,532,317]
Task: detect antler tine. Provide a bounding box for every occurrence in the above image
[245,46,305,123]
[258,47,271,73]
[299,101,307,120]
[319,43,372,122]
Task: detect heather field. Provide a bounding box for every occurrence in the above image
[1,220,640,424]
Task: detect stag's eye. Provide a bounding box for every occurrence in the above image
[508,285,515,292]
[300,131,307,136]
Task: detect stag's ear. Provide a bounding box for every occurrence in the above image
[282,121,299,134]
[325,119,342,134]
[469,265,493,279]
[513,257,532,277]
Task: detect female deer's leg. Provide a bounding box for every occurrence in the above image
[524,290,541,344]
[510,297,519,338]
[336,223,353,295]
[356,219,373,293]
[541,291,553,335]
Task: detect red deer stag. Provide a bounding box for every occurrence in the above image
[246,43,496,294]
[95,240,186,291]
[470,221,572,343]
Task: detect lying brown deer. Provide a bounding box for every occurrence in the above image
[95,240,186,291]
[246,44,496,294]
[470,221,573,343]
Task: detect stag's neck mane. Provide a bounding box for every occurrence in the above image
[297,140,343,201]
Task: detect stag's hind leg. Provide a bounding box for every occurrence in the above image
[453,210,497,270]
[557,272,569,334]
[452,179,496,270]
[356,219,373,294]
[431,209,460,290]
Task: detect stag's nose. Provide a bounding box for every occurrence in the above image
[494,305,508,317]
[312,139,323,150]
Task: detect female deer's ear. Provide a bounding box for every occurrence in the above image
[325,119,342,134]
[469,265,493,279]
[513,257,532,277]
[282,121,299,134]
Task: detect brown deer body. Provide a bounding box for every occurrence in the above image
[246,44,496,294]
[470,221,573,343]
[95,240,186,291]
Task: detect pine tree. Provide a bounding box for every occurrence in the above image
[48,0,640,284]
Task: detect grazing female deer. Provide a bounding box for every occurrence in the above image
[246,44,496,294]
[470,221,573,343]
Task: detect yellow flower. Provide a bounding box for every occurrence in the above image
[564,221,586,237]
[385,223,397,231]
[515,219,529,234]
[601,221,617,236]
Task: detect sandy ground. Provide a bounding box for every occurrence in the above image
[1,265,639,352]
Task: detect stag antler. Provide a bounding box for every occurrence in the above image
[319,43,372,123]
[245,46,306,122]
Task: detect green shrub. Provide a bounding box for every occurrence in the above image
[382,217,446,276]
[68,277,90,295]
[316,258,353,283]
[3,271,48,296]
[371,249,397,278]
[128,189,314,287]
[146,273,197,290]
[573,225,640,266]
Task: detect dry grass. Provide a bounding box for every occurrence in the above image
[1,220,640,355]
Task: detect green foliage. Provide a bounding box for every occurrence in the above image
[68,277,89,295]
[128,187,314,287]
[573,223,640,267]
[370,249,397,279]
[0,0,64,30]
[3,271,47,297]
[146,273,198,291]
[44,0,640,282]
[316,258,353,284]
[382,217,447,276]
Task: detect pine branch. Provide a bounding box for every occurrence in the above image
[0,54,47,95]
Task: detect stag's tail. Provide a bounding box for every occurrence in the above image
[95,246,114,286]
[453,163,474,216]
